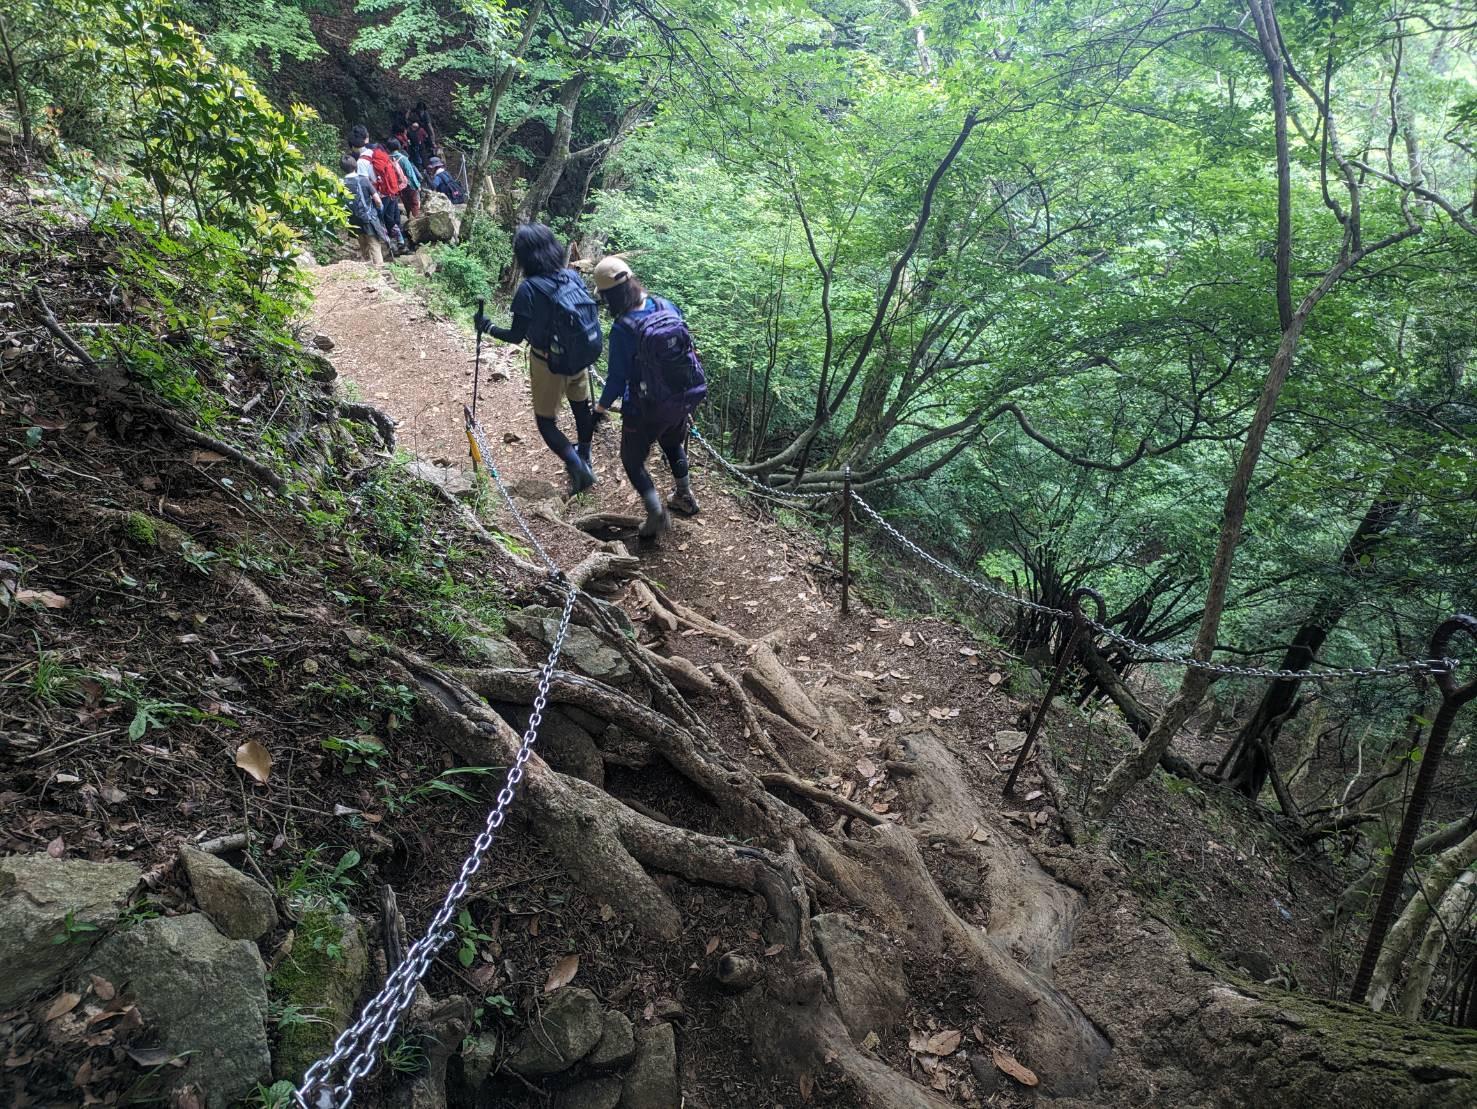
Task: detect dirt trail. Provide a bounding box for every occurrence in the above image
[308,259,839,641]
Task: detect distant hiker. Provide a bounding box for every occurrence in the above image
[426,157,465,204]
[388,111,410,151]
[407,115,432,170]
[386,138,422,218]
[348,125,374,181]
[340,154,389,264]
[367,143,408,251]
[592,256,706,537]
[474,224,603,494]
[415,100,438,150]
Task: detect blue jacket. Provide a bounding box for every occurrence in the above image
[598,296,679,413]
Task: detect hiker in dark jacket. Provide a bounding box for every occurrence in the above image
[425,157,464,204]
[340,154,389,264]
[593,255,702,537]
[474,224,598,494]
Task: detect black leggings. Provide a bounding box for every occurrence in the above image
[621,420,689,497]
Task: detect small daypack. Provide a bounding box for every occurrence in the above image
[369,147,405,197]
[628,300,707,429]
[529,273,603,375]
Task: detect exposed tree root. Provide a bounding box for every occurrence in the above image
[337,401,398,452]
[714,664,794,774]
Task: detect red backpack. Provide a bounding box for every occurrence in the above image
[369,147,405,196]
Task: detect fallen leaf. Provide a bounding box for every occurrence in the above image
[45,992,82,1021]
[544,953,579,992]
[762,943,785,957]
[992,1046,1039,1086]
[988,672,1003,686]
[333,804,361,817]
[798,1071,814,1101]
[705,936,720,955]
[860,1030,880,1052]
[16,589,69,609]
[871,802,890,814]
[959,646,979,657]
[126,1046,180,1068]
[925,1029,962,1056]
[190,450,228,463]
[47,834,65,858]
[899,632,915,647]
[969,825,990,844]
[855,758,878,779]
[886,708,905,725]
[599,903,615,922]
[234,741,272,784]
[1024,790,1044,802]
[89,975,116,1001]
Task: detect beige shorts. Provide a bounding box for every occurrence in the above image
[528,351,591,418]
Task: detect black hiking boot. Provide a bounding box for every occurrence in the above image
[566,458,596,496]
[638,488,670,539]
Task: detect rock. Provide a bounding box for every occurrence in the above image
[305,352,337,383]
[812,913,907,1043]
[588,1009,636,1069]
[967,1051,1000,1096]
[503,430,522,444]
[460,1030,498,1089]
[1228,948,1276,982]
[179,846,278,941]
[0,855,140,1006]
[311,333,335,352]
[508,476,565,502]
[270,911,369,1082]
[509,607,630,681]
[557,1076,623,1109]
[994,729,1027,753]
[84,914,269,1108]
[406,249,439,276]
[621,1022,679,1108]
[406,459,475,498]
[410,192,461,243]
[509,987,605,1076]
[467,634,528,670]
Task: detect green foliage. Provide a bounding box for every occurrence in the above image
[251,1080,299,1109]
[454,908,494,967]
[321,733,387,772]
[181,0,324,71]
[278,847,361,913]
[50,910,102,945]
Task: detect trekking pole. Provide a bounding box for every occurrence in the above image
[841,465,852,617]
[471,297,485,421]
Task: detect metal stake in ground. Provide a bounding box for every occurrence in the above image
[471,297,485,419]
[841,466,852,617]
[1005,587,1106,796]
[1349,614,1477,1003]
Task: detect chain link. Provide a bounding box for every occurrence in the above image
[686,425,837,503]
[847,490,1458,683]
[295,417,578,1109]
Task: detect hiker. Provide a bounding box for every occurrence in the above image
[349,125,375,181]
[473,224,602,494]
[386,138,422,218]
[426,157,465,204]
[407,114,432,170]
[592,256,706,538]
[366,142,408,251]
[339,154,390,264]
[415,100,438,151]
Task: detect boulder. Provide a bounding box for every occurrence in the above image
[556,1076,623,1109]
[587,1009,636,1069]
[270,911,369,1082]
[406,249,438,277]
[311,333,335,352]
[993,729,1027,753]
[460,1030,499,1089]
[179,846,278,941]
[509,987,605,1076]
[0,855,140,1006]
[84,913,269,1108]
[508,477,566,503]
[305,352,338,383]
[410,192,461,244]
[621,1022,679,1108]
[467,634,528,670]
[812,913,907,1043]
[509,606,630,681]
[406,459,475,498]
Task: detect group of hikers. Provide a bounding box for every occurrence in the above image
[339,105,468,263]
[475,223,706,539]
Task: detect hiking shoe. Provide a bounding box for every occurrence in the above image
[638,488,669,538]
[566,458,597,496]
[668,488,701,517]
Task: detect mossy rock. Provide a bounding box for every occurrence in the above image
[270,911,368,1082]
[124,512,158,546]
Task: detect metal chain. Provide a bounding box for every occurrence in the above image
[296,417,577,1109]
[686,425,836,503]
[847,489,1458,683]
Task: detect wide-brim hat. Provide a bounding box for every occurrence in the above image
[427,157,445,168]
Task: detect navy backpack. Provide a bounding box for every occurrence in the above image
[529,273,603,375]
[629,299,707,430]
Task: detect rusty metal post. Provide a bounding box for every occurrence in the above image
[1349,615,1476,1003]
[840,466,852,617]
[1005,587,1106,796]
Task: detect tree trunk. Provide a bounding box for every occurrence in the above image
[463,0,544,239]
[0,16,31,150]
[1222,492,1403,797]
[1367,828,1477,1012]
[1397,867,1477,1019]
[516,72,588,224]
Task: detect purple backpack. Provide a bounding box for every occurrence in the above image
[628,299,707,430]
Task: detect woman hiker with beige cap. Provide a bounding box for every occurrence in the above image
[591,255,707,538]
